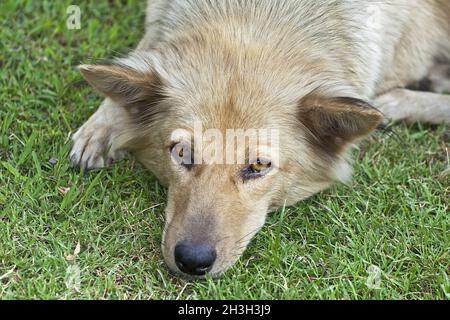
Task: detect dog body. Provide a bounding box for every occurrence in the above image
[147,0,449,92]
[71,0,450,277]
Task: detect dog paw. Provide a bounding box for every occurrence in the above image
[70,122,126,171]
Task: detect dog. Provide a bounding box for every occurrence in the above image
[70,0,450,278]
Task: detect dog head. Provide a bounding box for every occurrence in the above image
[79,41,382,277]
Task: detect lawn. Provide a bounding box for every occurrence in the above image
[0,0,449,300]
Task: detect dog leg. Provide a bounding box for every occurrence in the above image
[374,89,450,124]
[70,98,128,170]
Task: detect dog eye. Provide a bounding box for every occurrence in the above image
[170,142,194,170]
[242,158,272,181]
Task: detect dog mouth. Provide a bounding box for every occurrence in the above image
[160,184,267,278]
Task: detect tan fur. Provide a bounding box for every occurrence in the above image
[70,0,450,277]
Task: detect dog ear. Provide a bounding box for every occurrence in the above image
[298,95,383,155]
[78,63,163,106]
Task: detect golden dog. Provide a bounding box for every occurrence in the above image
[71,0,450,277]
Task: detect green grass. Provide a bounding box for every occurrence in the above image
[0,0,449,300]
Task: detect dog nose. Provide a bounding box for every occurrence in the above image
[174,241,217,276]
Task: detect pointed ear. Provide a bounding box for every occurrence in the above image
[298,95,383,154]
[78,63,162,105]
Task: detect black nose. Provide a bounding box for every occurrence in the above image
[174,241,217,276]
